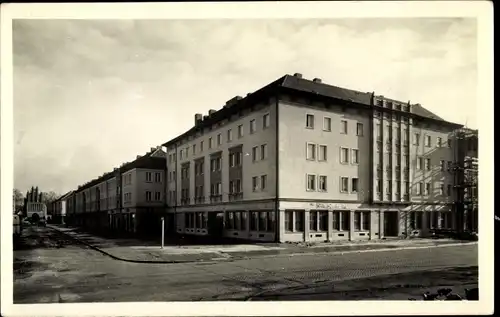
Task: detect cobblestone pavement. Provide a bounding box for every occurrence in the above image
[13,227,478,303]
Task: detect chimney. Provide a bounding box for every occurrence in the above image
[224,96,242,108]
[208,109,216,116]
[194,113,203,125]
[313,78,322,83]
[150,147,155,152]
[293,73,303,78]
[203,115,209,120]
[136,155,141,159]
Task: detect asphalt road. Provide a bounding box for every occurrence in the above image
[13,226,478,303]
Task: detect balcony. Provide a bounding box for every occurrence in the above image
[210,195,223,203]
[229,192,243,201]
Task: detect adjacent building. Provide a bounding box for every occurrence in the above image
[66,146,167,236]
[163,73,467,243]
[452,128,478,232]
[52,191,74,224]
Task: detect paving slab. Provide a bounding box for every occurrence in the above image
[48,225,477,263]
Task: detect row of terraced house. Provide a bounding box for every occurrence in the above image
[50,73,478,242]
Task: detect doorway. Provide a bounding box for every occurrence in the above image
[207,212,224,237]
[384,211,399,237]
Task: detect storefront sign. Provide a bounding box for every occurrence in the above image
[310,203,348,210]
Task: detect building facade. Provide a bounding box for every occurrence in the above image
[66,147,167,236]
[163,73,466,243]
[51,191,73,224]
[452,128,478,232]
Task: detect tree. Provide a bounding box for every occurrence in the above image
[13,188,24,210]
[40,191,60,204]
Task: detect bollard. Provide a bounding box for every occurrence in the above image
[161,217,165,249]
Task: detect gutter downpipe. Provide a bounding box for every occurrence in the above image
[274,91,280,243]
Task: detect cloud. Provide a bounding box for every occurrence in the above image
[12,18,477,193]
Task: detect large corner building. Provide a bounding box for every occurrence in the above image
[163,73,474,243]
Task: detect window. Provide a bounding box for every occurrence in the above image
[425,158,431,171]
[250,119,256,134]
[235,152,241,166]
[440,160,445,171]
[155,172,161,183]
[354,212,361,231]
[208,137,213,149]
[417,182,423,195]
[425,135,431,147]
[146,172,152,182]
[229,153,236,167]
[307,174,317,191]
[425,182,431,195]
[241,212,247,230]
[417,157,423,170]
[252,176,259,191]
[439,183,445,195]
[285,211,293,232]
[309,211,318,231]
[295,211,304,231]
[260,144,268,160]
[318,175,327,192]
[185,147,189,157]
[180,149,184,160]
[252,146,258,162]
[306,143,316,160]
[200,141,204,152]
[356,123,364,136]
[250,212,258,231]
[234,212,241,230]
[351,149,359,164]
[447,184,452,196]
[192,144,196,155]
[323,117,332,131]
[154,191,161,201]
[437,137,442,147]
[238,124,244,138]
[266,211,275,232]
[332,211,340,230]
[318,145,327,161]
[306,114,314,129]
[259,212,267,232]
[341,211,350,231]
[217,133,222,146]
[340,120,348,134]
[447,161,453,172]
[263,113,270,129]
[340,177,349,192]
[227,129,233,142]
[413,133,420,146]
[447,139,452,148]
[319,211,328,231]
[260,175,267,190]
[340,147,349,163]
[351,178,359,193]
[376,124,382,138]
[362,211,371,230]
[146,191,152,201]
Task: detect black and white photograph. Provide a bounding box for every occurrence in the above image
[1,2,493,316]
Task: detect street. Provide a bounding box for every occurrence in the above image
[14,226,478,303]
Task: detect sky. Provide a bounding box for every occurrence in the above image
[12,18,477,194]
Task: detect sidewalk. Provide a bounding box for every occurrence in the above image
[48,225,477,264]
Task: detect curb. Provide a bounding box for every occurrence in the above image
[47,226,477,265]
[47,226,210,264]
[229,241,478,261]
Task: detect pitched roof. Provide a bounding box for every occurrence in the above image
[163,74,462,147]
[76,147,166,192]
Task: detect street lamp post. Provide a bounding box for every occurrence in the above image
[161,217,165,249]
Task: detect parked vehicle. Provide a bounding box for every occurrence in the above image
[26,202,48,226]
